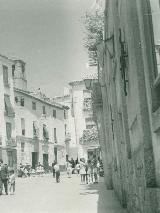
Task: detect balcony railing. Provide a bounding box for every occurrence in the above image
[6,138,17,147]
[83,98,92,111]
[65,133,71,142]
[4,110,15,117]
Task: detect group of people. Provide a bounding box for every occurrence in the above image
[79,155,102,184]
[18,162,45,177]
[65,155,103,184]
[0,159,16,195]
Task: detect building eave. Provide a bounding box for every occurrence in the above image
[14,87,69,110]
[69,80,84,87]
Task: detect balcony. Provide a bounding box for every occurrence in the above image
[65,133,71,142]
[6,138,17,147]
[33,130,39,139]
[83,98,92,111]
[4,110,15,118]
[79,127,99,146]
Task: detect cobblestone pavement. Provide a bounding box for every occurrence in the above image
[0,174,127,213]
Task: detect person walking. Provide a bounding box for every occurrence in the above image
[0,159,9,195]
[91,155,98,183]
[86,160,92,184]
[75,162,80,176]
[52,160,56,178]
[8,169,16,195]
[54,162,60,183]
[66,161,72,178]
[80,159,86,184]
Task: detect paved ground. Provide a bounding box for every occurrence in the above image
[0,174,127,213]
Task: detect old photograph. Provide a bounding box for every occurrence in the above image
[0,0,160,213]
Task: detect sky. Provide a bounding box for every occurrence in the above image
[0,0,93,97]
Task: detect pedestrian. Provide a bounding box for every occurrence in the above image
[70,158,75,174]
[66,161,72,178]
[54,162,60,183]
[18,163,24,177]
[86,160,92,184]
[52,160,56,178]
[85,160,89,184]
[75,162,80,176]
[0,159,9,195]
[91,155,98,183]
[8,169,16,195]
[80,159,86,184]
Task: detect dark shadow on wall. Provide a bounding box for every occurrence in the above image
[79,177,127,213]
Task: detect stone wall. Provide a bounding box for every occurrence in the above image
[95,0,160,212]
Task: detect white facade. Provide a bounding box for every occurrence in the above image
[57,80,99,161]
[0,54,69,170]
[0,55,17,167]
[14,88,68,169]
[53,94,78,160]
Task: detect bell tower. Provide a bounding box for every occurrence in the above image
[12,60,27,90]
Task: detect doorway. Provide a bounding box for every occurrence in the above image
[43,154,48,171]
[32,152,38,169]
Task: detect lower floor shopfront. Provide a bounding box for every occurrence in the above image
[78,143,101,161]
[0,136,66,171]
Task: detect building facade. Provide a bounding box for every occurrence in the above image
[54,81,100,162]
[69,81,100,161]
[0,55,69,170]
[0,55,17,169]
[53,94,77,160]
[91,0,160,212]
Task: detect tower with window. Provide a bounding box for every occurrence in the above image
[12,60,27,90]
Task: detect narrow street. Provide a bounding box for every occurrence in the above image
[0,174,127,213]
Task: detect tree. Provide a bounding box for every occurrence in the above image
[83,9,104,66]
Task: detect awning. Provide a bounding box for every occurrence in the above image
[4,95,15,117]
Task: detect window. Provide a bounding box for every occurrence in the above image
[3,65,9,87]
[15,96,18,103]
[12,65,15,77]
[32,102,36,110]
[33,121,36,137]
[20,97,24,106]
[86,125,95,129]
[149,0,160,77]
[53,109,56,118]
[6,122,12,140]
[155,45,160,74]
[43,124,49,140]
[21,142,25,152]
[42,106,46,114]
[21,118,25,136]
[4,95,15,117]
[83,98,92,111]
[64,110,67,119]
[65,124,67,135]
[54,128,57,142]
[22,64,25,78]
[85,117,94,123]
